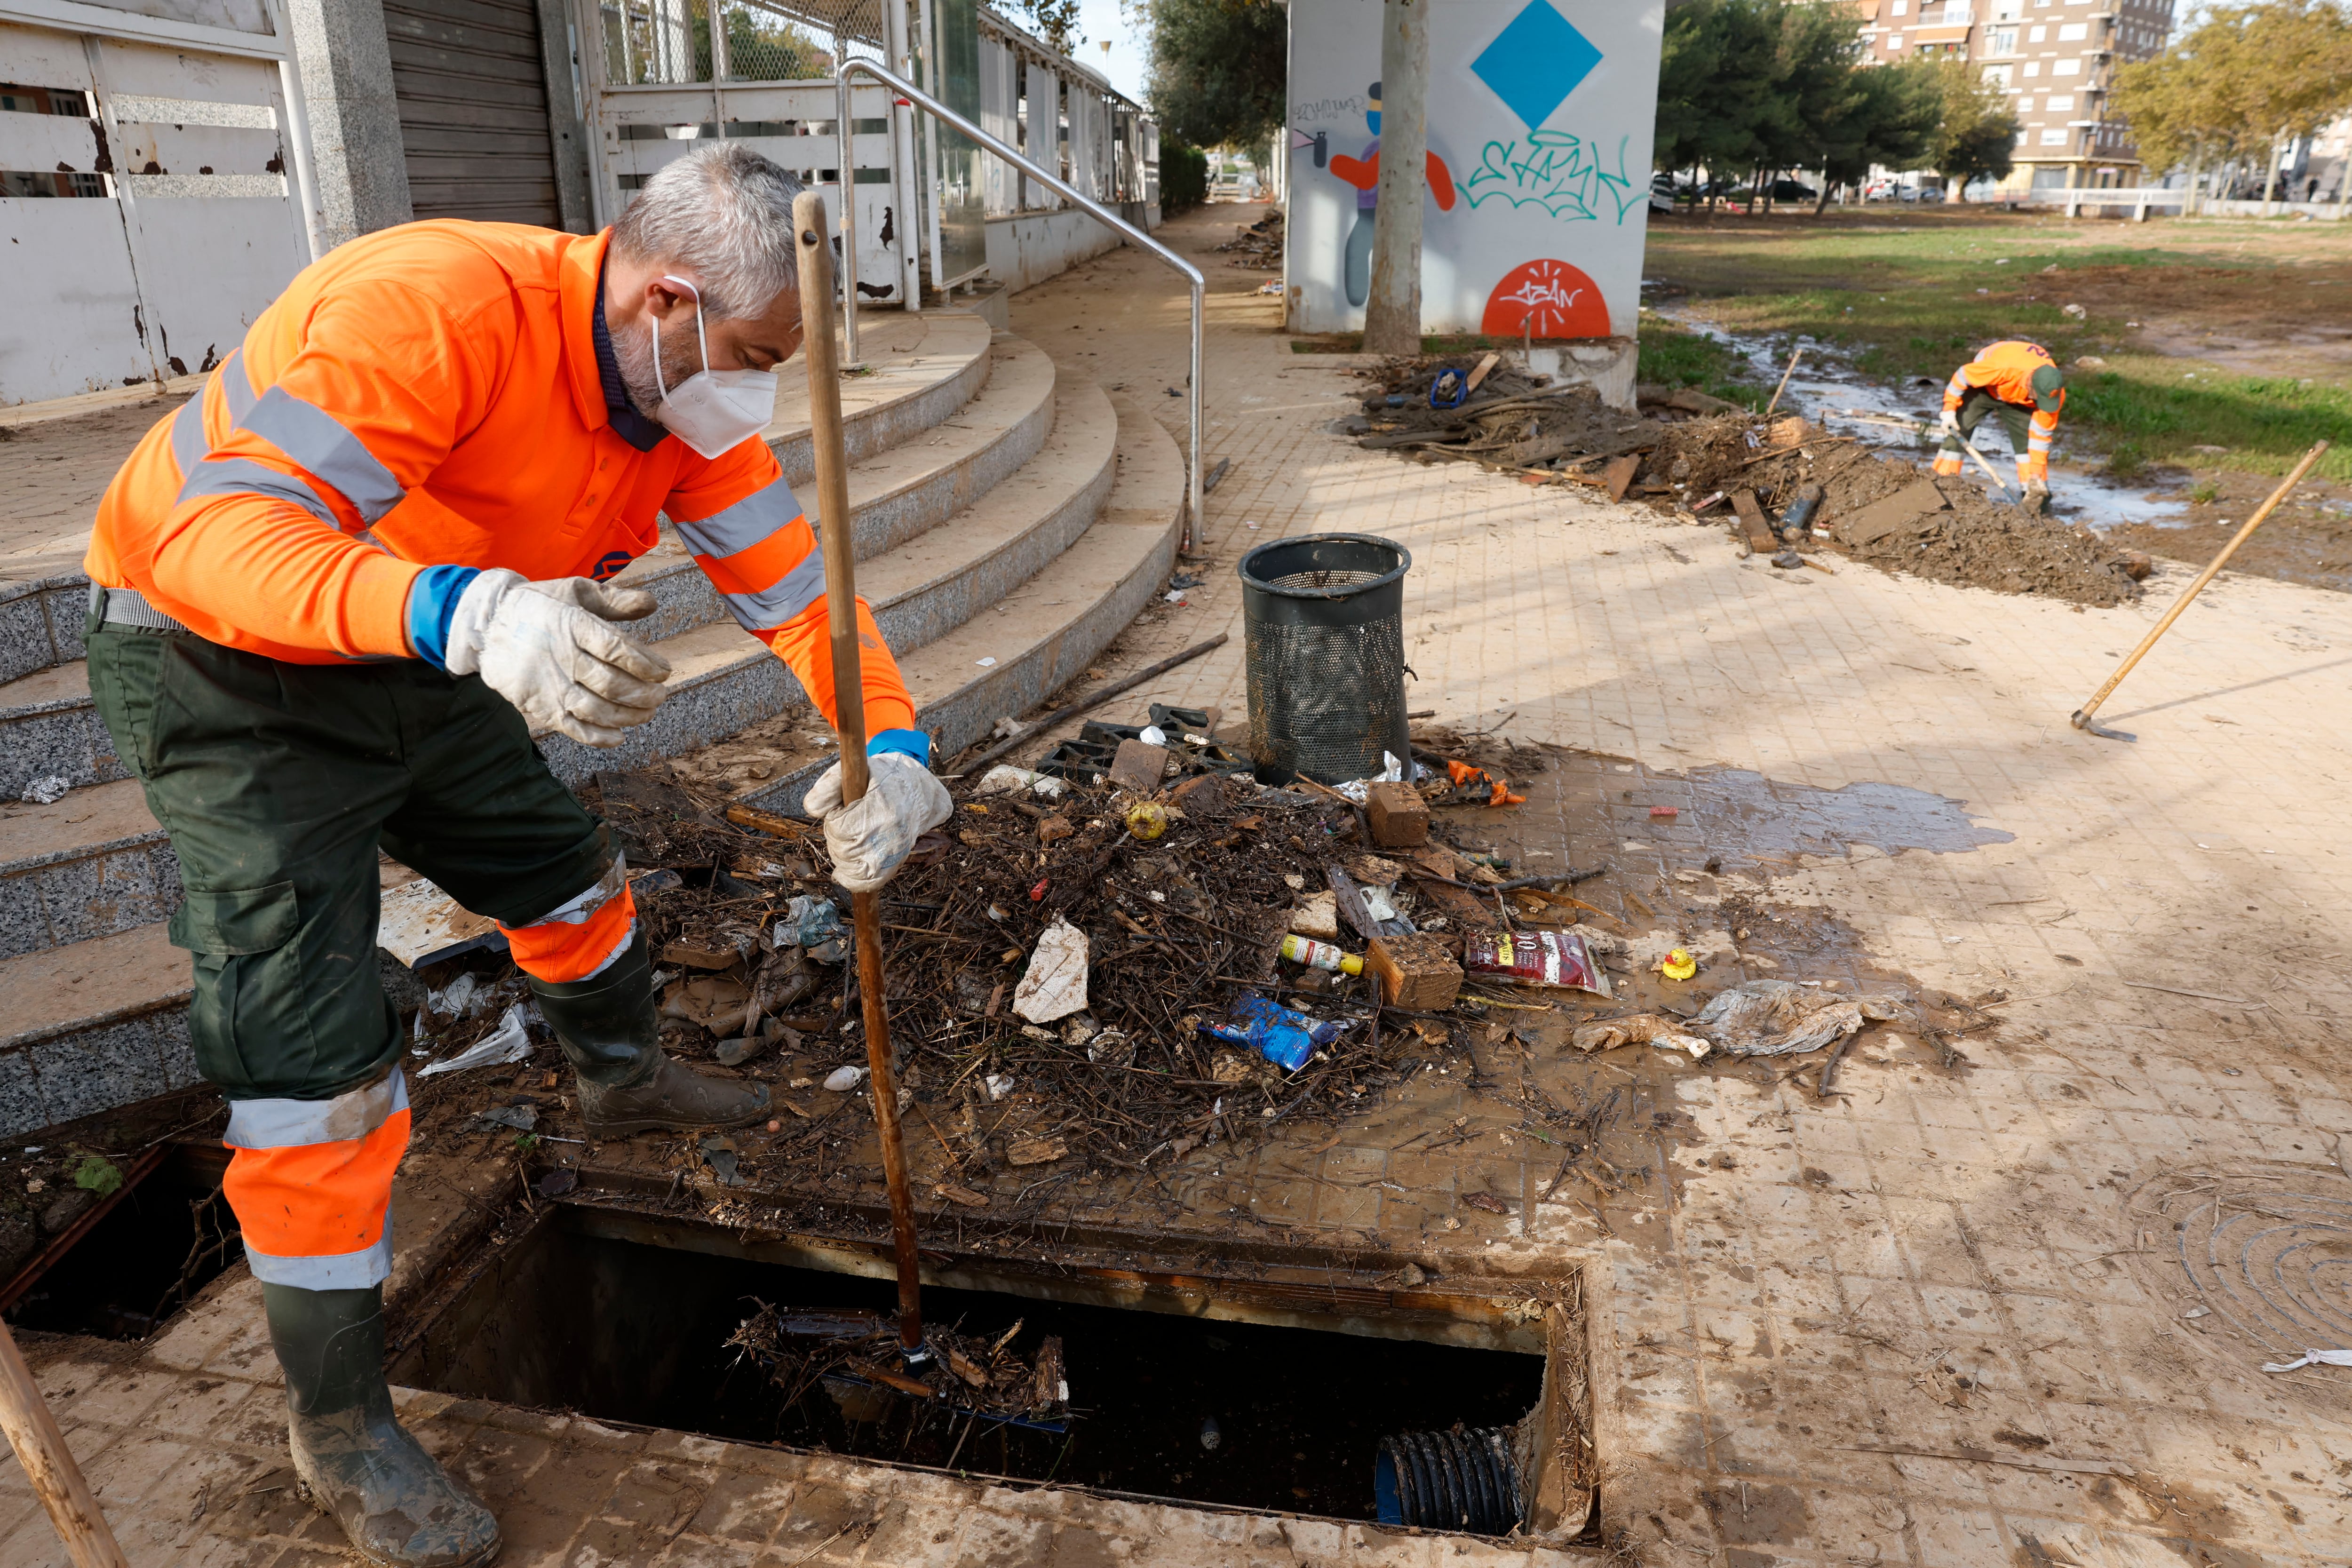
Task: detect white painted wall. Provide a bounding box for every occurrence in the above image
[1284,0,1664,338]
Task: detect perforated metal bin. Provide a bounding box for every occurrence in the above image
[1238,533,1412,785]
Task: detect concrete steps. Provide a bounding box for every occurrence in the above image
[0,312,1186,1140]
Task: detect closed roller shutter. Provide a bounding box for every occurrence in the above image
[385,0,562,225]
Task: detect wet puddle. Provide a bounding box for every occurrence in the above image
[1645,303,2189,532]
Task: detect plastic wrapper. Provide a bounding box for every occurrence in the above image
[1196,993,1347,1073]
[1689,979,1905,1057]
[1460,928,1610,995]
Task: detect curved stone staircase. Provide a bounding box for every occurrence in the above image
[0,306,1185,1138]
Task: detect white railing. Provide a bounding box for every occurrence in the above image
[834,59,1206,549]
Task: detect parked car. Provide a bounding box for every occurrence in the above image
[1724,178,1818,205]
[1649,173,1680,213]
[1862,178,1901,201]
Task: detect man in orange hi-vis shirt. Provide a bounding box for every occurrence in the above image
[82,144,950,1566]
[1935,338,2067,512]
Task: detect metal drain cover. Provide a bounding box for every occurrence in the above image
[2127,1165,2352,1375]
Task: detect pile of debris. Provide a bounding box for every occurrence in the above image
[1213,208,1283,269]
[1337,355,2148,607]
[730,1304,1069,1429]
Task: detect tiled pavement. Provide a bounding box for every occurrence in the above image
[7,205,2352,1566]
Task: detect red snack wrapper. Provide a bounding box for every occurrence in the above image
[1460,928,1610,995]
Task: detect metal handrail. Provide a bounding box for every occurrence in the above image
[832,60,1204,548]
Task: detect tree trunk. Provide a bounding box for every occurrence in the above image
[2262,137,2282,216]
[1363,0,1427,356]
[1813,180,1833,216]
[2184,150,2201,218]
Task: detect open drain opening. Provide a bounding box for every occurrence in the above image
[3,1144,241,1340]
[393,1202,1564,1531]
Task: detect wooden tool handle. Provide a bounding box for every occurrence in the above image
[792,189,923,1357]
[2074,440,2329,723]
[0,1320,130,1568]
[792,191,870,807]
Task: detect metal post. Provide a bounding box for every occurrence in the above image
[833,59,1206,551]
[710,0,729,138]
[835,70,859,365]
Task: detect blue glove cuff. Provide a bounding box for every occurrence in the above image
[866,728,930,766]
[404,565,481,669]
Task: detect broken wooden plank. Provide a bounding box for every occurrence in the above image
[1464,351,1501,393]
[1602,454,1642,502]
[1730,489,1776,551]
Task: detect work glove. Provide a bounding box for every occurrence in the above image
[2022,478,2051,513]
[804,750,953,893]
[1939,407,1960,436]
[444,569,672,748]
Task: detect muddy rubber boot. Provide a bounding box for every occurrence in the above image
[262,1282,500,1568]
[527,928,771,1138]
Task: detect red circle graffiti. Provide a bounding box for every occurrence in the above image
[1481,260,1610,340]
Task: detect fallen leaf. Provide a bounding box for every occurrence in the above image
[1462,1193,1512,1215]
[933,1182,991,1208]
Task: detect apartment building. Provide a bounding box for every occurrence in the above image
[1849,0,2177,191]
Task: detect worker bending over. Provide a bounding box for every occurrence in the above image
[84,144,950,1567]
[1935,339,2067,511]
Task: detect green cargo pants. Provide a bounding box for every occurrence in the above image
[1940,386,2031,461]
[86,617,612,1103]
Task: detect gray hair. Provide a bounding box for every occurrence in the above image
[610,143,804,321]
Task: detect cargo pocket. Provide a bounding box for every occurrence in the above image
[170,882,318,1097]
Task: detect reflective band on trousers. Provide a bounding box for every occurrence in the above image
[225,1065,409,1148]
[223,1103,409,1291]
[504,881,638,984]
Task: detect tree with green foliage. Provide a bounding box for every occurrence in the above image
[1927,60,2019,200]
[1653,0,1787,207]
[2113,2,2352,203]
[1144,0,1287,154]
[1800,56,1942,210]
[1001,0,1084,56]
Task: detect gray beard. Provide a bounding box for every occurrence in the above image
[609,311,706,420]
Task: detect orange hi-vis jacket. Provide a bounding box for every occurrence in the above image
[1943,339,2063,479]
[86,220,914,738]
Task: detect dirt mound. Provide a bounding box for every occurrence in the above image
[1660,425,2143,607]
[1342,358,1663,469]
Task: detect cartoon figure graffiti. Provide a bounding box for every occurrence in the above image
[1481,258,1610,339]
[1322,81,1457,308]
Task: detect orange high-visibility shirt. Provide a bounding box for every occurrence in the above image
[1944,339,2062,415]
[86,220,913,737]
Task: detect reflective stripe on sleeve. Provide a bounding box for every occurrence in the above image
[239,386,408,523]
[722,550,826,631]
[168,395,207,475]
[175,455,343,527]
[225,1067,409,1150]
[672,474,803,558]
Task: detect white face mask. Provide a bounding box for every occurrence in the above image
[650,275,778,459]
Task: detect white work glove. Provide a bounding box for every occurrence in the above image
[1939,407,1960,436]
[444,569,672,748]
[804,750,953,892]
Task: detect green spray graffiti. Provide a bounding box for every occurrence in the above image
[1462,131,1642,223]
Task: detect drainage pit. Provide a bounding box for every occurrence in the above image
[393,1201,1566,1530]
[2,1143,241,1340]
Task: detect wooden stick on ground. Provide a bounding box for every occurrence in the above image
[0,1320,129,1568]
[950,633,1229,777]
[793,190,926,1361]
[2071,440,2329,741]
[1764,346,1803,418]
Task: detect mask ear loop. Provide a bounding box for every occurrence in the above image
[658,276,712,400]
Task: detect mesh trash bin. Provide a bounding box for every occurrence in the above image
[1239,533,1412,785]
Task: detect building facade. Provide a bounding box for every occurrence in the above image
[1848,0,2176,191]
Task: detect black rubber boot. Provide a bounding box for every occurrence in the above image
[527,928,771,1138]
[262,1282,500,1567]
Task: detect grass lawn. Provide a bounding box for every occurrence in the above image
[1641,209,2352,481]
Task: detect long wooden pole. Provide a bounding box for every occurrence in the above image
[2072,440,2328,738]
[793,190,925,1361]
[0,1320,130,1568]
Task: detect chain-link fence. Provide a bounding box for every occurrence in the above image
[598,0,888,86]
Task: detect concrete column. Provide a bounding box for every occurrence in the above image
[1363,0,1426,355]
[284,0,413,247]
